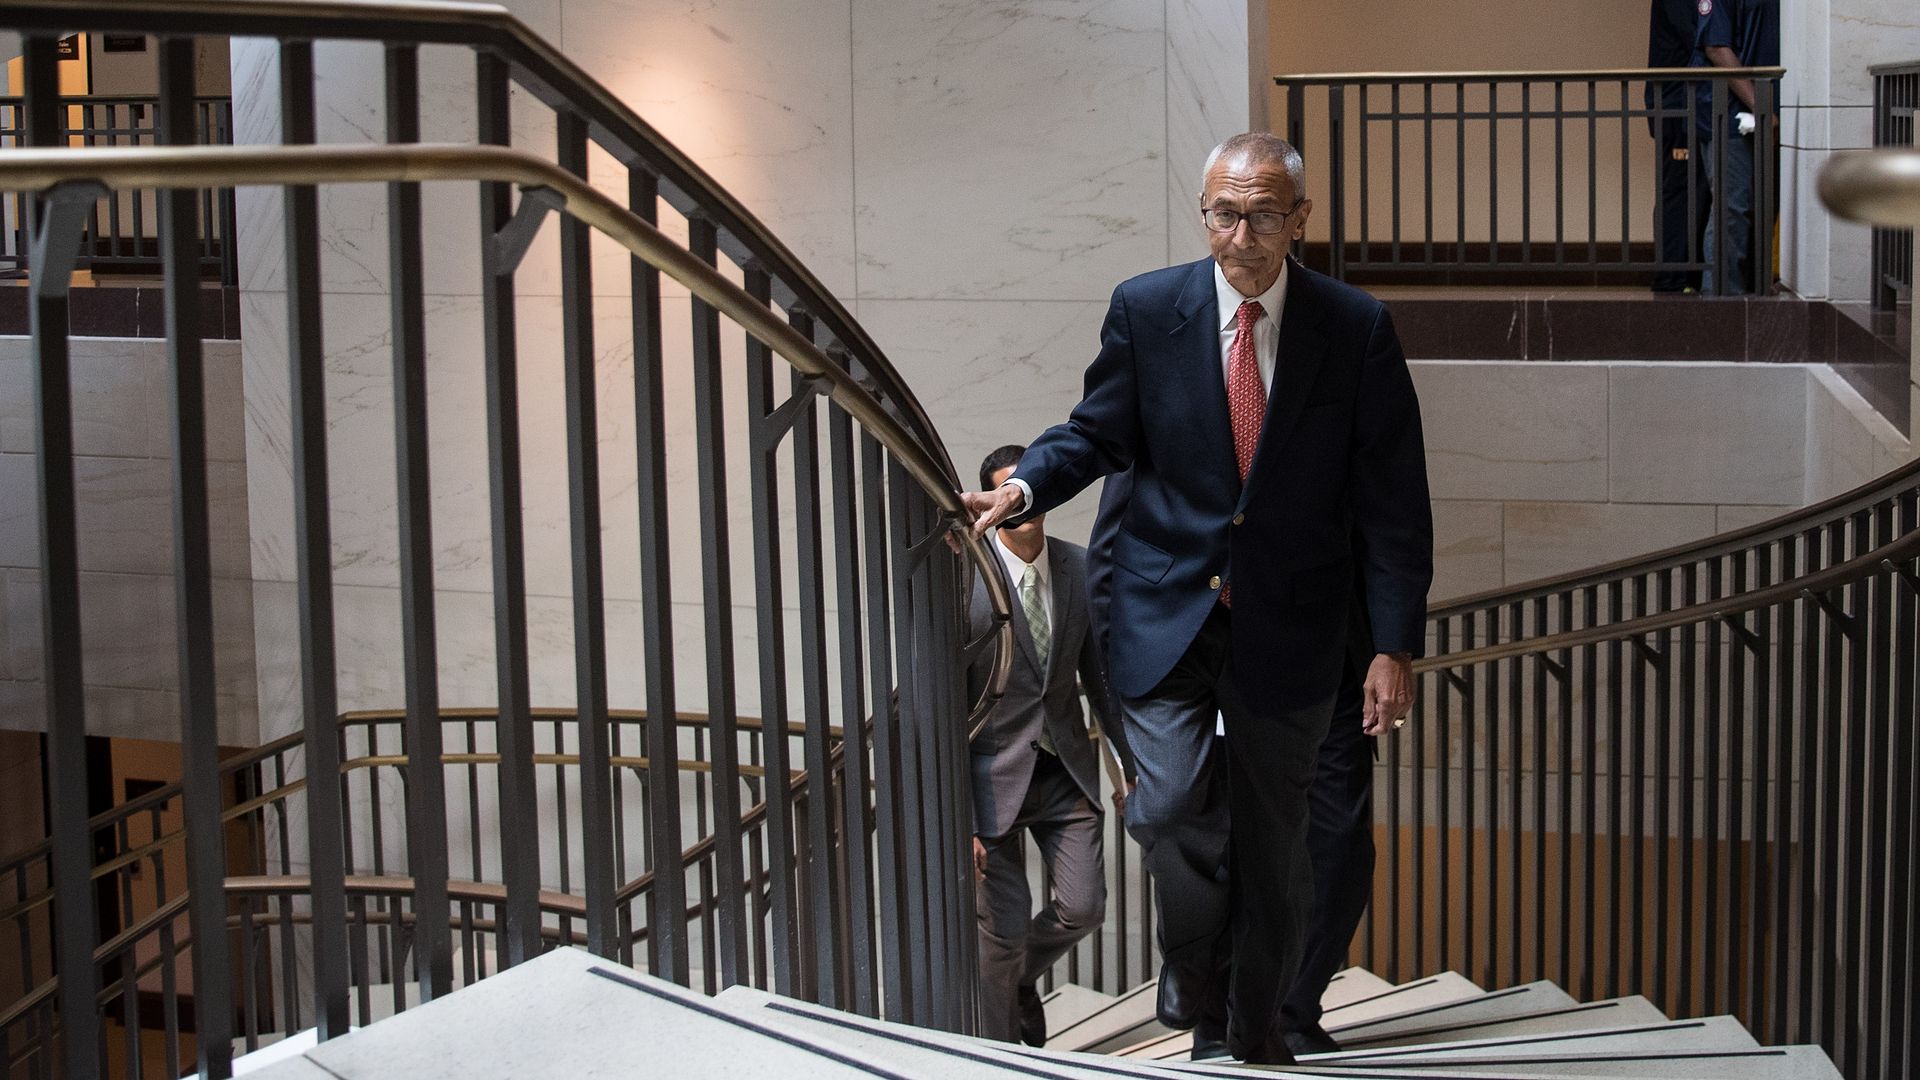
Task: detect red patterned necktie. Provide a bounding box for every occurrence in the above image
[1221,298,1265,608]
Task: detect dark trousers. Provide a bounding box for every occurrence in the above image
[1279,653,1376,1033]
[975,752,1107,1042]
[1121,605,1334,1055]
[1654,117,1711,292]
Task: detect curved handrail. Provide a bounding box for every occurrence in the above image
[1276,65,1786,84]
[1820,145,1920,228]
[1419,505,1920,670]
[0,141,1015,723]
[1428,456,1920,619]
[6,0,955,492]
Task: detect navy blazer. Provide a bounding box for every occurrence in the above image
[1010,257,1432,709]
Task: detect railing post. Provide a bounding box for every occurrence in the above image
[379,41,454,1006]
[157,34,237,1079]
[1328,84,1346,279]
[23,32,103,1080]
[474,49,543,970]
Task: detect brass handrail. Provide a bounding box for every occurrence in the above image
[1418,519,1920,672]
[0,141,1016,724]
[1820,146,1920,229]
[1276,66,1786,84]
[4,0,954,494]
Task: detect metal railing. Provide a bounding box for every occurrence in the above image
[0,94,237,283]
[1870,61,1917,312]
[0,707,864,1077]
[0,3,1014,1077]
[1276,67,1783,293]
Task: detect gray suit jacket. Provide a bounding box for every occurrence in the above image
[968,539,1137,839]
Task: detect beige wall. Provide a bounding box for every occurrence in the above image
[1268,0,1660,246]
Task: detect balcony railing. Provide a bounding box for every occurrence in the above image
[1870,61,1917,312]
[1277,67,1783,294]
[0,94,237,284]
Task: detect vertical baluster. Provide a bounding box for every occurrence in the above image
[1580,589,1598,999]
[1487,80,1499,266]
[474,52,541,968]
[1422,82,1434,267]
[889,466,936,1024]
[1817,526,1845,1055]
[1520,81,1532,266]
[740,266,800,994]
[148,33,238,1080]
[628,171,695,983]
[1555,594,1573,991]
[1793,541,1820,1042]
[1483,616,1501,988]
[1433,619,1447,972]
[274,37,354,1039]
[1888,535,1919,1076]
[1328,84,1346,278]
[1505,602,1522,987]
[1453,80,1465,267]
[1553,81,1565,266]
[1389,82,1402,267]
[1618,80,1631,269]
[1702,561,1724,1017]
[22,33,102,1080]
[1462,615,1477,978]
[546,111,619,958]
[1530,598,1548,982]
[828,404,877,1015]
[1604,583,1624,999]
[382,41,451,1002]
[1768,542,1797,1045]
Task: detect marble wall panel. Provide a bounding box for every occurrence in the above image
[1410,362,1610,503]
[1502,502,1719,586]
[1829,0,1920,107]
[855,298,1113,544]
[1715,505,1796,533]
[1430,500,1504,603]
[850,0,1168,302]
[560,0,858,299]
[1166,0,1251,266]
[1607,363,1808,505]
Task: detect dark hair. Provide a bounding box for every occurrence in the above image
[979,444,1025,491]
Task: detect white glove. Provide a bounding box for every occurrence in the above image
[1736,111,1756,137]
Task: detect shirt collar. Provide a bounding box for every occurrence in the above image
[994,531,1049,584]
[1214,257,1288,333]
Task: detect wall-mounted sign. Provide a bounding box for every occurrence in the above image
[102,35,148,54]
[55,35,80,60]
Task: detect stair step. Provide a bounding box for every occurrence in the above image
[1318,1014,1760,1065]
[1045,981,1162,1053]
[242,948,891,1079]
[1052,967,1416,1056]
[1328,1044,1842,1079]
[1339,995,1671,1051]
[714,986,1130,1078]
[1333,981,1579,1042]
[1042,983,1119,1035]
[1321,971,1487,1025]
[1321,966,1399,1010]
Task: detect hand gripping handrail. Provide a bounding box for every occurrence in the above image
[0,141,1015,723]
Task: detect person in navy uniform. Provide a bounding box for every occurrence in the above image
[1648,0,1715,292]
[1694,0,1778,294]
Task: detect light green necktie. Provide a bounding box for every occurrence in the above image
[1021,562,1056,754]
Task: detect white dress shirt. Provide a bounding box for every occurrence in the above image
[1002,258,1288,511]
[1213,257,1286,395]
[994,530,1052,631]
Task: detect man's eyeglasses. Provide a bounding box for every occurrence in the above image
[1201,202,1303,235]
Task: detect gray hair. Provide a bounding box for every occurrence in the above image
[1202,132,1306,199]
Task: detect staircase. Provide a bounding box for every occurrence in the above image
[236,948,1840,1078]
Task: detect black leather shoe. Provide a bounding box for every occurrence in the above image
[1282,1023,1341,1057]
[1190,1017,1231,1061]
[1016,985,1047,1047]
[1155,963,1206,1029]
[1228,1035,1298,1067]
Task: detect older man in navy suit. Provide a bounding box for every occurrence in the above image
[964,132,1431,1065]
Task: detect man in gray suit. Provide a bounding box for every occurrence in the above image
[968,444,1137,1046]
